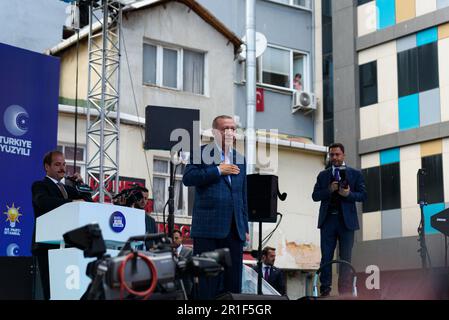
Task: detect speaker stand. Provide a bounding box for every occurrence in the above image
[167,152,179,238]
[257,221,263,295]
[418,200,431,269]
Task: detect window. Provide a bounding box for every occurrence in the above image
[397,47,419,97]
[152,158,188,216]
[421,154,444,204]
[183,49,205,95]
[380,162,401,210]
[357,0,373,5]
[362,162,401,212]
[359,61,378,107]
[362,166,381,213]
[270,0,311,8]
[143,43,205,95]
[57,144,86,178]
[397,42,439,98]
[256,45,309,90]
[418,42,439,93]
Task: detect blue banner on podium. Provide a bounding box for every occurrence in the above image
[0,43,59,256]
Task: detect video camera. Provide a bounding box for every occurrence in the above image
[63,224,231,300]
[112,184,145,208]
[65,175,94,201]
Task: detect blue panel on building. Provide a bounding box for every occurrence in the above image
[399,94,420,131]
[377,0,396,30]
[417,27,438,46]
[423,203,446,234]
[380,148,400,165]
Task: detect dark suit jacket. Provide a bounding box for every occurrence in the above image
[253,265,285,295]
[179,245,193,260]
[182,144,249,241]
[145,214,157,234]
[31,177,85,252]
[312,166,367,230]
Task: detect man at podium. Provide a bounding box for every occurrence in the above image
[31,150,88,300]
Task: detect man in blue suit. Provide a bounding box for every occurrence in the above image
[182,115,249,299]
[312,143,366,297]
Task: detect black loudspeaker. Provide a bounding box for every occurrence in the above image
[247,174,278,223]
[144,105,200,152]
[417,168,427,204]
[0,257,33,299]
[217,292,289,300]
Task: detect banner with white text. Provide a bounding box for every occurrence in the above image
[0,43,59,256]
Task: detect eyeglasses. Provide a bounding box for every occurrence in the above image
[219,127,236,132]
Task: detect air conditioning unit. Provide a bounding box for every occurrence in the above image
[292,91,317,114]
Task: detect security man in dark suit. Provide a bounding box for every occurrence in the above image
[173,229,193,298]
[31,150,87,300]
[253,246,285,295]
[182,115,249,300]
[312,143,366,297]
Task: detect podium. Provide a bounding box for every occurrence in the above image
[35,202,146,300]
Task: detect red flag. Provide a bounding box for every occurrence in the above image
[256,88,264,112]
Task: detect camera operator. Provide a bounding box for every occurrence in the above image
[312,143,366,297]
[119,185,158,249]
[31,150,92,300]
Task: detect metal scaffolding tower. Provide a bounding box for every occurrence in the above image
[86,0,122,202]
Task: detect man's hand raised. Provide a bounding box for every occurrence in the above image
[219,164,240,176]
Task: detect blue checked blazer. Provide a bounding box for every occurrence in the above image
[182,144,249,241]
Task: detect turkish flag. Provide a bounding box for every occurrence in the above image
[256,88,264,112]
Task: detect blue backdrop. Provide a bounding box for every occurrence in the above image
[0,43,59,256]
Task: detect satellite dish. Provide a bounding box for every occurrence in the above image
[239,32,267,60]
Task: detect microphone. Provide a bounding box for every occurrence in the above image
[338,166,348,189]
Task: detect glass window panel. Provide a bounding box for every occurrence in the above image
[418,42,439,93]
[163,48,178,88]
[293,53,305,90]
[358,0,372,5]
[362,166,381,212]
[65,146,84,161]
[322,23,333,54]
[421,154,444,204]
[153,177,166,213]
[262,46,290,88]
[323,118,334,147]
[183,49,204,94]
[153,159,168,174]
[380,163,401,210]
[397,47,419,98]
[143,44,157,85]
[293,0,309,7]
[359,61,378,107]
